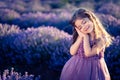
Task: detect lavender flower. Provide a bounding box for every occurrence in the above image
[0,24,72,79]
[0,67,40,80]
[98,2,120,18]
[0,9,20,21]
[105,36,120,80]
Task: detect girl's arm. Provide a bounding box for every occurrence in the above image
[70,36,82,55]
[83,35,105,57]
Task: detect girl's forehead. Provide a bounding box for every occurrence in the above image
[75,18,89,25]
[75,19,82,24]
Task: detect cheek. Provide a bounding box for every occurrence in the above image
[88,25,94,32]
[79,28,84,33]
[88,21,92,26]
[89,22,94,29]
[90,26,94,31]
[81,22,94,33]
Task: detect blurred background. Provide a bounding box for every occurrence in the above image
[0,0,120,80]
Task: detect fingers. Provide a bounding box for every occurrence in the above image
[75,27,81,35]
[75,27,86,35]
[75,27,79,32]
[75,27,77,30]
[75,27,82,36]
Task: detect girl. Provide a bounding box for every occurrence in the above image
[60,8,113,80]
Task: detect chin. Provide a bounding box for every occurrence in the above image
[83,27,93,33]
[87,28,93,33]
[82,28,93,34]
[84,30,92,34]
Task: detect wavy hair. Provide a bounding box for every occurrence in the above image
[70,8,113,47]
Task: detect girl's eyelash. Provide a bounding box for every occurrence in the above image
[82,20,86,24]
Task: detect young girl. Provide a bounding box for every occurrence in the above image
[60,8,113,80]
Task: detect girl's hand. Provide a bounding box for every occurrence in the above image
[75,27,87,37]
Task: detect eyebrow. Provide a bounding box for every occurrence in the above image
[81,19,84,24]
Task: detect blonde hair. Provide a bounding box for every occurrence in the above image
[70,8,113,47]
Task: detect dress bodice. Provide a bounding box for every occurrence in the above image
[75,39,105,59]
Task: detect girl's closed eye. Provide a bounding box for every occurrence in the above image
[82,18,90,24]
[82,19,87,24]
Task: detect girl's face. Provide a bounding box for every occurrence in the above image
[74,18,94,34]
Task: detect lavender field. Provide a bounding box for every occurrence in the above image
[0,0,120,80]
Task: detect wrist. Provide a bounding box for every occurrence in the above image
[77,36,83,39]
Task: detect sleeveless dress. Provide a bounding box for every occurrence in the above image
[60,39,111,80]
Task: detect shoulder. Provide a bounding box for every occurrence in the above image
[92,37,106,52]
[93,37,106,49]
[96,36,106,44]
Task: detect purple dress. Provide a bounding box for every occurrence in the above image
[60,39,111,80]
